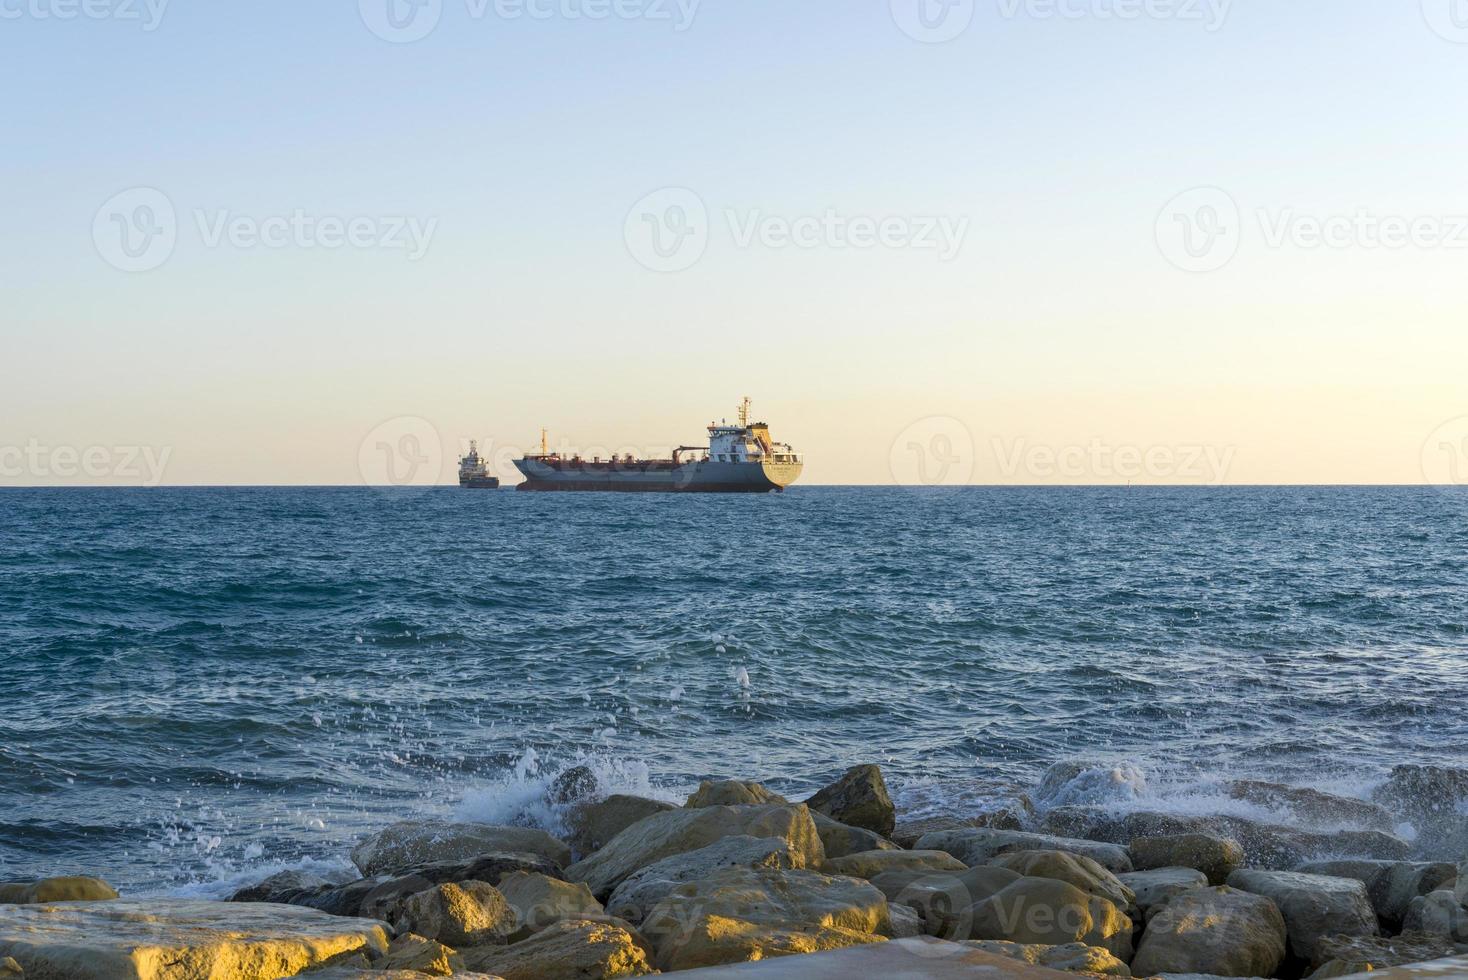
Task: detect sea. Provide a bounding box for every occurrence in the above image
[2,486,1466,896]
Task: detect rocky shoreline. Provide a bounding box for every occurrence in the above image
[3,761,1467,979]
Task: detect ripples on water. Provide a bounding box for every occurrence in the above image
[1,486,1466,893]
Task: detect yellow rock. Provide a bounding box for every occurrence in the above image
[0,879,118,906]
[0,898,388,980]
[641,866,892,971]
[966,877,1133,960]
[686,781,789,808]
[350,821,571,876]
[656,916,884,973]
[987,850,1134,909]
[966,940,1131,976]
[824,849,966,880]
[386,881,515,948]
[374,933,460,976]
[459,917,655,979]
[1131,884,1287,978]
[494,871,604,941]
[566,803,826,900]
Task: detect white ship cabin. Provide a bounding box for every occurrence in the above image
[706,400,802,465]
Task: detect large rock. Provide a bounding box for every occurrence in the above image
[350,820,571,876]
[604,835,804,924]
[0,899,388,980]
[888,902,924,938]
[965,939,1131,976]
[895,802,1034,845]
[564,795,678,858]
[229,870,334,904]
[494,870,604,940]
[965,876,1133,959]
[812,812,899,859]
[1373,765,1468,820]
[297,851,563,920]
[1116,867,1208,920]
[565,803,824,900]
[1227,869,1378,959]
[971,798,1039,832]
[374,932,460,976]
[916,828,1133,873]
[0,879,118,906]
[873,866,1022,936]
[1298,859,1458,929]
[626,935,1136,978]
[546,765,600,805]
[1309,932,1468,978]
[1403,889,1468,941]
[384,880,516,947]
[1039,808,1409,868]
[805,765,896,837]
[685,780,788,808]
[641,867,889,971]
[1226,780,1396,831]
[1130,885,1288,978]
[458,917,655,978]
[891,816,977,849]
[303,971,499,980]
[1131,834,1244,886]
[824,849,966,880]
[0,957,19,978]
[1459,861,1467,905]
[987,850,1134,910]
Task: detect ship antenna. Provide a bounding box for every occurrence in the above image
[541,428,548,456]
[738,397,751,428]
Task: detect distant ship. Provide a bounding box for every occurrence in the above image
[458,441,501,489]
[513,399,803,493]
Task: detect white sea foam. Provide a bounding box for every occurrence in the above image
[1036,762,1149,808]
[160,854,359,901]
[895,756,1403,839]
[454,751,679,838]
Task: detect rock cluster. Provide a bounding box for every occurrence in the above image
[3,760,1467,979]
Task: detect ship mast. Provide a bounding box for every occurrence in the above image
[540,428,548,456]
[738,397,751,428]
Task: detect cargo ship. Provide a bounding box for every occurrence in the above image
[513,399,802,493]
[458,441,501,489]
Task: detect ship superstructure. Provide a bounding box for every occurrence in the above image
[458,441,501,489]
[513,399,802,493]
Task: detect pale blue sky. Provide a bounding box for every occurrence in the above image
[4,1,1468,484]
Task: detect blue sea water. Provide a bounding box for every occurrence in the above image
[2,486,1466,895]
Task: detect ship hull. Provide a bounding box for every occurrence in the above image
[513,458,801,493]
[459,477,501,489]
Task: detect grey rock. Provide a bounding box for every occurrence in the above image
[1403,889,1468,942]
[1227,869,1378,959]
[915,828,1133,873]
[805,765,896,838]
[812,812,900,859]
[1298,859,1457,929]
[1116,867,1209,920]
[604,835,803,924]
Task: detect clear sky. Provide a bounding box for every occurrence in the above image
[4,0,1468,486]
